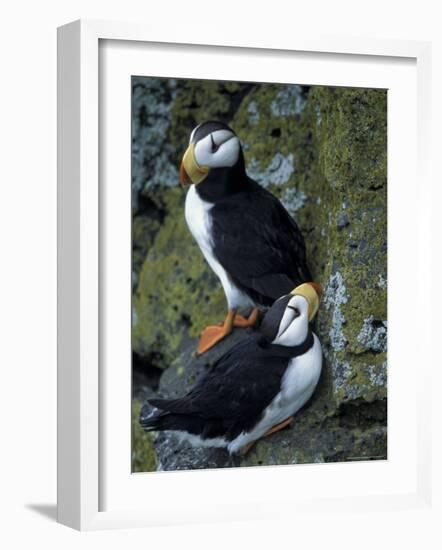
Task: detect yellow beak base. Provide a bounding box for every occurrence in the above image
[290,282,322,321]
[180,143,209,185]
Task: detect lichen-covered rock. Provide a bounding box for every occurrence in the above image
[140,331,246,470]
[132,78,387,471]
[132,188,226,368]
[132,77,178,207]
[132,399,157,472]
[132,80,257,368]
[140,330,386,469]
[309,87,388,406]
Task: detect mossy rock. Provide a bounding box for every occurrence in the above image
[132,78,387,469]
[132,399,157,472]
[231,84,387,407]
[141,332,386,469]
[132,188,225,368]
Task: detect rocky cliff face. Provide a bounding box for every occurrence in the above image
[131,77,387,472]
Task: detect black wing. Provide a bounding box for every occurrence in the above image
[211,181,311,305]
[149,336,291,439]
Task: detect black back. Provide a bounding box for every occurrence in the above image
[146,333,313,442]
[190,120,312,306]
[209,179,311,306]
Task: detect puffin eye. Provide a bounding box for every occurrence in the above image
[288,305,300,316]
[210,134,219,153]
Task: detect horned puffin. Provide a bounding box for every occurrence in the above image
[180,120,312,354]
[140,282,322,455]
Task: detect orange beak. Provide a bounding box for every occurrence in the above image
[307,282,323,299]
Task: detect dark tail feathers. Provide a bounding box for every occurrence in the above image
[139,401,203,434]
[139,408,184,432]
[139,406,163,431]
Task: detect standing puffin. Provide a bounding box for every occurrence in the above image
[180,120,312,354]
[140,282,322,455]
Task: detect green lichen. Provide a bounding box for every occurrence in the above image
[132,399,157,472]
[132,188,225,366]
[132,79,388,468]
[310,87,387,404]
[231,85,387,407]
[169,80,255,155]
[132,214,161,287]
[133,80,388,391]
[242,398,387,467]
[131,77,178,199]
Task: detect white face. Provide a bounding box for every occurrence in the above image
[272,295,310,346]
[193,128,240,169]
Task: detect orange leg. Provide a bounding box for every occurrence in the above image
[233,307,260,328]
[197,309,236,355]
[197,308,260,355]
[262,417,294,438]
[241,417,294,455]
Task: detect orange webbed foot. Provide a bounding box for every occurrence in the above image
[196,308,260,355]
[232,308,260,328]
[197,325,231,355]
[262,417,294,438]
[196,309,236,355]
[240,417,294,455]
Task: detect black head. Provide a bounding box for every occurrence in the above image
[179,120,245,198]
[189,121,235,145]
[259,283,322,346]
[259,295,292,342]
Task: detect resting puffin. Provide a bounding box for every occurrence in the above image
[180,120,312,354]
[140,282,322,455]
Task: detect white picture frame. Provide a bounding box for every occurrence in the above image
[57,19,433,531]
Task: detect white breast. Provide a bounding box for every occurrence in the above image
[228,334,322,454]
[185,185,254,310]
